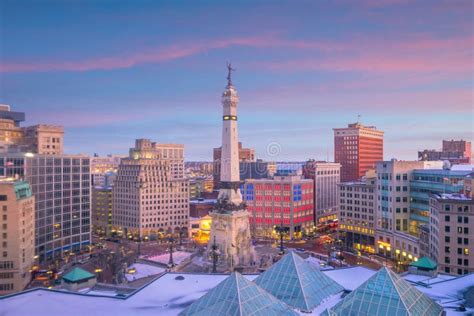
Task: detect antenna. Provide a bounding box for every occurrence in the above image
[357,114,361,124]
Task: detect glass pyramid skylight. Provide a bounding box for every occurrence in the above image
[324,267,444,316]
[179,272,298,316]
[254,251,344,312]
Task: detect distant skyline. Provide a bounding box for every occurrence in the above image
[1,0,472,161]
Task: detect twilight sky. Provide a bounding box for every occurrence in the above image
[0,0,472,161]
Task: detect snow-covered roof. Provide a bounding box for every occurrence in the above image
[0,269,472,316]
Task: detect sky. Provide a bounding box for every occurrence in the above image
[0,0,472,161]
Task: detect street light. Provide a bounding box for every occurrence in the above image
[167,234,175,268]
[275,225,286,255]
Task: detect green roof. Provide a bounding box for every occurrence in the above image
[62,267,95,283]
[325,267,444,316]
[254,251,344,312]
[179,272,297,316]
[409,257,437,270]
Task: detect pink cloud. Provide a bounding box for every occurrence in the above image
[0,35,355,73]
[1,34,472,75]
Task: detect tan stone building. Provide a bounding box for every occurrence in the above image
[0,180,35,295]
[338,174,376,253]
[429,193,473,275]
[112,139,189,239]
[0,105,64,155]
[22,124,64,155]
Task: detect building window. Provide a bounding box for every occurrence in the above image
[445,215,450,222]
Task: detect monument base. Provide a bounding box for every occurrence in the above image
[208,209,255,269]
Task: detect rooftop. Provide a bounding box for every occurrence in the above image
[62,267,96,283]
[409,257,437,270]
[433,193,473,201]
[0,265,472,315]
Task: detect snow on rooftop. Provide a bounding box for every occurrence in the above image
[141,251,193,265]
[0,270,472,316]
[125,263,165,282]
[322,266,377,291]
[436,193,472,201]
[403,273,456,286]
[451,164,474,171]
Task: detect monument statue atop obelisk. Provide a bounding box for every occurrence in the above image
[208,63,255,269]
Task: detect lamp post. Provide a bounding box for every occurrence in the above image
[275,225,285,255]
[168,235,175,268]
[178,227,184,247]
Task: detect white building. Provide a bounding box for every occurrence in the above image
[112,139,189,239]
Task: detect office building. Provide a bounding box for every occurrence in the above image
[0,154,91,262]
[112,139,189,239]
[409,167,471,236]
[429,193,473,275]
[21,125,64,155]
[0,180,35,295]
[375,160,443,264]
[338,173,376,253]
[242,173,314,239]
[303,160,340,224]
[92,186,113,236]
[334,122,383,182]
[0,105,64,155]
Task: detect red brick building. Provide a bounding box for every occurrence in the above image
[241,175,314,239]
[334,122,384,182]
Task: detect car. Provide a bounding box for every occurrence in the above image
[296,248,306,252]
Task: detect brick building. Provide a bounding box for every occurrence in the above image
[334,122,383,182]
[241,174,313,239]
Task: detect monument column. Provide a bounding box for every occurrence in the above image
[208,64,255,269]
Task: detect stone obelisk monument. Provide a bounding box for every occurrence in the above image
[208,63,255,269]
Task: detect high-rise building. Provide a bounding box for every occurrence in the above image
[0,105,64,155]
[334,122,384,182]
[213,142,255,189]
[91,186,113,236]
[429,193,473,275]
[0,154,91,261]
[112,139,189,239]
[418,139,472,165]
[338,173,376,253]
[409,167,471,236]
[375,160,443,264]
[242,174,314,239]
[303,160,340,224]
[0,180,35,295]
